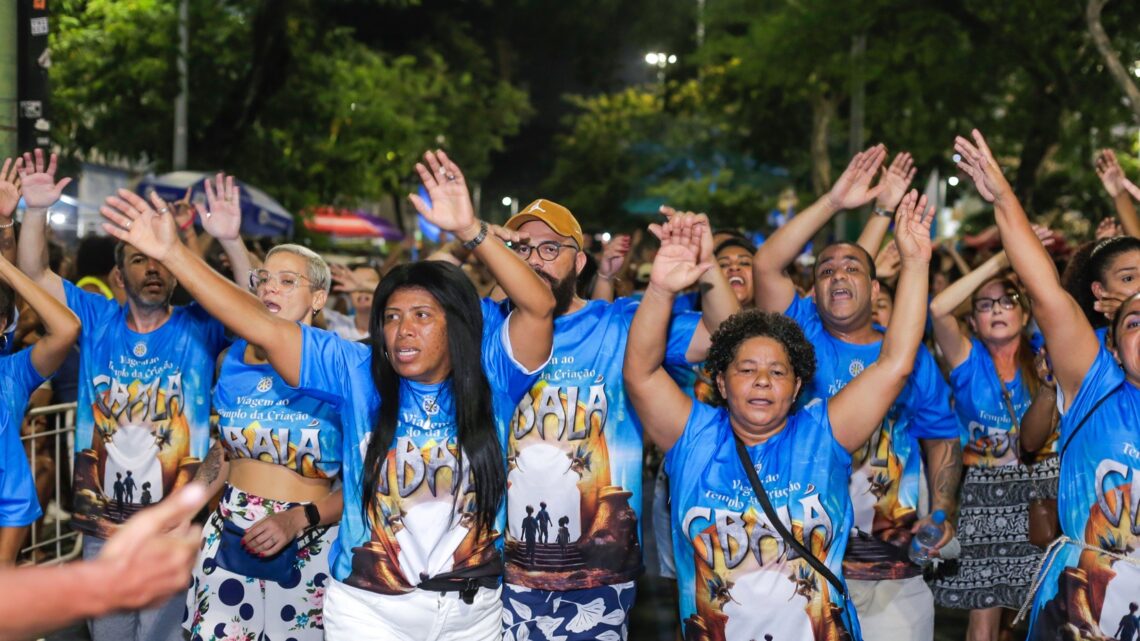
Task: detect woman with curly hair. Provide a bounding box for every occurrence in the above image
[1061,235,1140,341]
[623,190,934,640]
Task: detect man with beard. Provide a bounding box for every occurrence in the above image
[752,145,961,640]
[16,153,247,641]
[490,199,739,641]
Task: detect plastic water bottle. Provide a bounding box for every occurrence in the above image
[909,510,947,565]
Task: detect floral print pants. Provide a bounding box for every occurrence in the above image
[184,484,338,641]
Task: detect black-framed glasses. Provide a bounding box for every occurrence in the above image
[973,293,1020,313]
[249,269,312,293]
[510,240,577,262]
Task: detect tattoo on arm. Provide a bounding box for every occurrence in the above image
[925,438,962,516]
[195,442,226,485]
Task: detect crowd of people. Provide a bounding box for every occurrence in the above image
[0,132,1138,641]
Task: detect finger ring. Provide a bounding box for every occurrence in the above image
[206,212,213,218]
[445,172,457,181]
[126,221,132,229]
[157,207,169,214]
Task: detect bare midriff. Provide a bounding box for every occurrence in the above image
[228,458,334,503]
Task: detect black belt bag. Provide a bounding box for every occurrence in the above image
[417,561,502,604]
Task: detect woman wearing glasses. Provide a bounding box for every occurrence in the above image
[168,175,345,641]
[926,248,1059,638]
[99,152,554,641]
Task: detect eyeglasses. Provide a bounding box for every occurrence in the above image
[249,269,312,293]
[510,240,578,262]
[973,293,1020,313]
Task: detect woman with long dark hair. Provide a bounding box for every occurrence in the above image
[624,192,933,640]
[926,250,1059,638]
[1061,235,1140,340]
[956,129,1140,639]
[99,150,555,640]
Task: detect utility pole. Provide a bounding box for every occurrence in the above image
[0,1,16,159]
[173,0,189,169]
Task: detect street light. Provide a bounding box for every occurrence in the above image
[501,196,518,216]
[644,51,678,102]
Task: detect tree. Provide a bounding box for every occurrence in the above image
[49,0,532,213]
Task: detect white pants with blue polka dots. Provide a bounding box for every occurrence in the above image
[184,484,338,641]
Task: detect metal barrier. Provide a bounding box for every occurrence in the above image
[17,401,82,565]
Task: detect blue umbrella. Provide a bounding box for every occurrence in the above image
[135,171,294,238]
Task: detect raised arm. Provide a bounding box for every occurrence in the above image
[754,144,887,312]
[14,150,72,302]
[591,233,631,302]
[100,190,304,385]
[829,190,932,452]
[956,129,1098,406]
[928,251,1010,368]
[624,217,712,451]
[0,255,79,377]
[408,150,554,370]
[1020,347,1058,454]
[857,151,916,257]
[1095,149,1140,239]
[0,159,20,264]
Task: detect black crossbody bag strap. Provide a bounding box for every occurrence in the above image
[1059,384,1121,461]
[733,435,848,600]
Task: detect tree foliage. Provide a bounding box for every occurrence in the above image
[50,0,532,212]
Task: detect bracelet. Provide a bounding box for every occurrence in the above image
[0,219,13,229]
[179,208,196,231]
[872,206,893,217]
[461,220,489,251]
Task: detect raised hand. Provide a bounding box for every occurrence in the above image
[954,129,1012,204]
[659,205,714,264]
[649,217,712,295]
[1095,149,1127,198]
[0,158,21,220]
[195,173,243,241]
[874,240,901,280]
[598,233,631,279]
[408,150,477,235]
[893,189,933,264]
[99,189,182,261]
[16,149,72,209]
[1095,217,1123,240]
[1122,175,1140,203]
[489,224,530,246]
[827,144,888,211]
[874,151,917,212]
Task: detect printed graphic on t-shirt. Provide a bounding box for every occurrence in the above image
[74,351,198,537]
[668,402,856,640]
[1028,347,1140,639]
[344,393,499,595]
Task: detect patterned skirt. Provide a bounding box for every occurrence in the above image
[932,456,1059,611]
[184,483,338,641]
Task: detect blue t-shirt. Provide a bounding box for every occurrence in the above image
[666,400,860,640]
[0,348,48,527]
[65,281,228,538]
[785,295,958,580]
[214,339,342,480]
[1028,346,1140,638]
[295,307,541,595]
[489,297,700,590]
[949,338,1034,468]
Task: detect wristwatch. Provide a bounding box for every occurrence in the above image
[303,503,320,528]
[872,206,893,217]
[461,220,489,251]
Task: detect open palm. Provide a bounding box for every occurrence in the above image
[100,190,181,262]
[828,144,887,210]
[17,149,72,209]
[650,219,710,294]
[408,150,476,233]
[893,190,933,264]
[1095,150,1125,198]
[0,158,20,219]
[875,152,916,211]
[954,129,1011,204]
[196,173,243,241]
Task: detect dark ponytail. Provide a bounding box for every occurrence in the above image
[1062,237,1140,329]
[360,261,504,535]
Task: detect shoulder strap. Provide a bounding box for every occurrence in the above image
[733,435,847,599]
[1059,384,1122,461]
